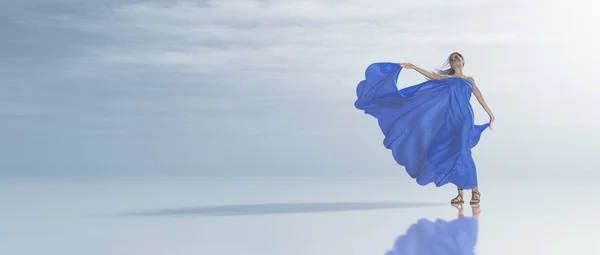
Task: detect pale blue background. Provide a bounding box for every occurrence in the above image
[2,1,600,255]
[2,0,599,178]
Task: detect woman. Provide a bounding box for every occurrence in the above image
[354,52,495,204]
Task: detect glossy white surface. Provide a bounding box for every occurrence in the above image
[2,174,598,255]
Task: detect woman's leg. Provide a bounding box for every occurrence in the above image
[451,187,464,204]
[452,202,464,217]
[470,187,481,204]
[471,204,481,219]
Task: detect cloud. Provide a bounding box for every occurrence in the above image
[2,0,525,80]
[8,0,597,177]
[0,0,528,139]
[95,0,520,69]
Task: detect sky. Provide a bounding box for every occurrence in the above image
[1,0,599,177]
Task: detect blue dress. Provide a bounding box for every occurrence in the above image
[355,62,489,189]
[385,217,479,255]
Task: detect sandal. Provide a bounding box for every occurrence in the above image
[451,188,464,204]
[470,190,481,205]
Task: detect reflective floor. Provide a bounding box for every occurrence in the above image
[2,175,599,254]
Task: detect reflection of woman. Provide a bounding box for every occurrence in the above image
[385,205,480,255]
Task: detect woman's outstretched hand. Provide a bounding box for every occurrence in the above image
[400,62,415,69]
[489,116,495,130]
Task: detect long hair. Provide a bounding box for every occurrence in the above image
[434,52,464,75]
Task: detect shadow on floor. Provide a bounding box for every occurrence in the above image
[111,201,447,217]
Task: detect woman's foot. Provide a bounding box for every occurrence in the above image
[451,188,464,204]
[470,190,481,205]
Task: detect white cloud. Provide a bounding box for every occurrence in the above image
[30,0,526,78]
[3,0,600,177]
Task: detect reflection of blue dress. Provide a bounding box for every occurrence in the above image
[386,217,479,255]
[355,62,489,189]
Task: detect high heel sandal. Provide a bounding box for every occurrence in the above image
[451,188,464,204]
[470,190,481,205]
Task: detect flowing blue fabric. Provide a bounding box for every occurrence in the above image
[355,62,489,189]
[385,217,479,255]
